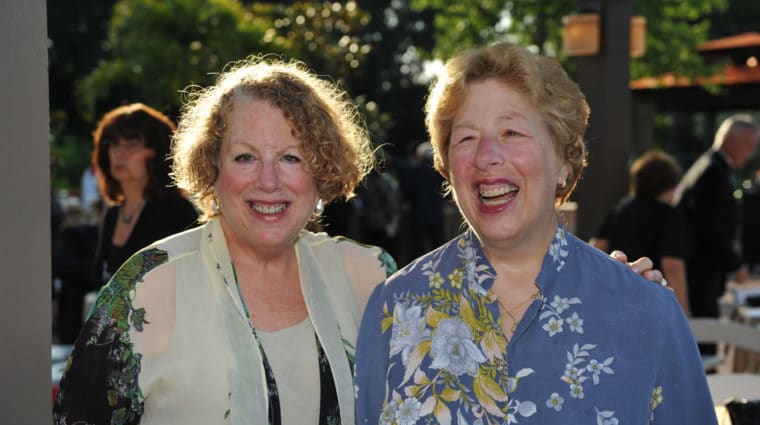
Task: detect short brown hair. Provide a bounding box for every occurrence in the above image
[425,43,589,204]
[171,56,374,221]
[629,150,681,200]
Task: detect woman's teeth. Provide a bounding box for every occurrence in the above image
[479,184,518,197]
[250,202,287,214]
[480,186,508,198]
[479,185,518,205]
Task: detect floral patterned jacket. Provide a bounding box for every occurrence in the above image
[355,225,717,425]
[53,218,395,425]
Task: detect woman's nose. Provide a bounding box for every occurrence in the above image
[474,136,503,169]
[256,159,280,191]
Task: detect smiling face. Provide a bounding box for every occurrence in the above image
[215,97,319,255]
[448,78,570,253]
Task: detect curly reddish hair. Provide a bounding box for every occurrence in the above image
[171,56,374,221]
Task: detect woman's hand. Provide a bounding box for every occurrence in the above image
[609,250,666,286]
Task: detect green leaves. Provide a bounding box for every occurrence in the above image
[76,0,290,121]
[632,0,727,81]
[410,0,728,83]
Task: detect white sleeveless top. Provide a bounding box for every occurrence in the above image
[258,318,320,425]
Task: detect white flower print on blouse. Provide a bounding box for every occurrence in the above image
[540,294,582,337]
[550,295,572,314]
[549,227,570,271]
[375,231,544,425]
[650,386,664,421]
[540,228,574,339]
[587,357,614,385]
[561,344,615,401]
[430,317,486,376]
[546,392,564,411]
[395,397,422,425]
[379,399,398,425]
[543,317,564,336]
[420,255,443,288]
[506,399,538,424]
[359,224,716,425]
[566,311,584,333]
[459,236,493,297]
[595,407,619,425]
[390,302,431,366]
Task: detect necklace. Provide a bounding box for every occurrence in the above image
[119,200,145,223]
[497,287,541,336]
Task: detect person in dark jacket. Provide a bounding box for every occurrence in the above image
[591,150,691,315]
[677,114,759,328]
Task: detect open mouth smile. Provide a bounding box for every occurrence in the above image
[478,184,518,207]
[248,201,288,214]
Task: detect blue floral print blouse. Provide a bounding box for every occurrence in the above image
[355,225,717,425]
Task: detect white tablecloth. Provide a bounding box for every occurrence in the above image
[708,373,760,405]
[710,373,760,425]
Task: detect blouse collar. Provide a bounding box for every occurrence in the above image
[462,222,573,297]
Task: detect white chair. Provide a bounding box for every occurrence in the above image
[707,373,760,405]
[732,287,760,306]
[732,286,760,322]
[688,318,760,372]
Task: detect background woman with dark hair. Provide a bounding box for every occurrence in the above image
[91,103,198,284]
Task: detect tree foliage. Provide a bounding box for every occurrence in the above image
[350,1,436,152]
[75,0,291,121]
[631,0,727,81]
[50,0,751,190]
[250,1,393,143]
[410,0,729,80]
[251,2,370,84]
[48,0,118,190]
[51,0,390,186]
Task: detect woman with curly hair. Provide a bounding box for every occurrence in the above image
[54,58,395,425]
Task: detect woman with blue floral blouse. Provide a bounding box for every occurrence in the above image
[354,43,716,424]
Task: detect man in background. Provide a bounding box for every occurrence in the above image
[678,114,759,337]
